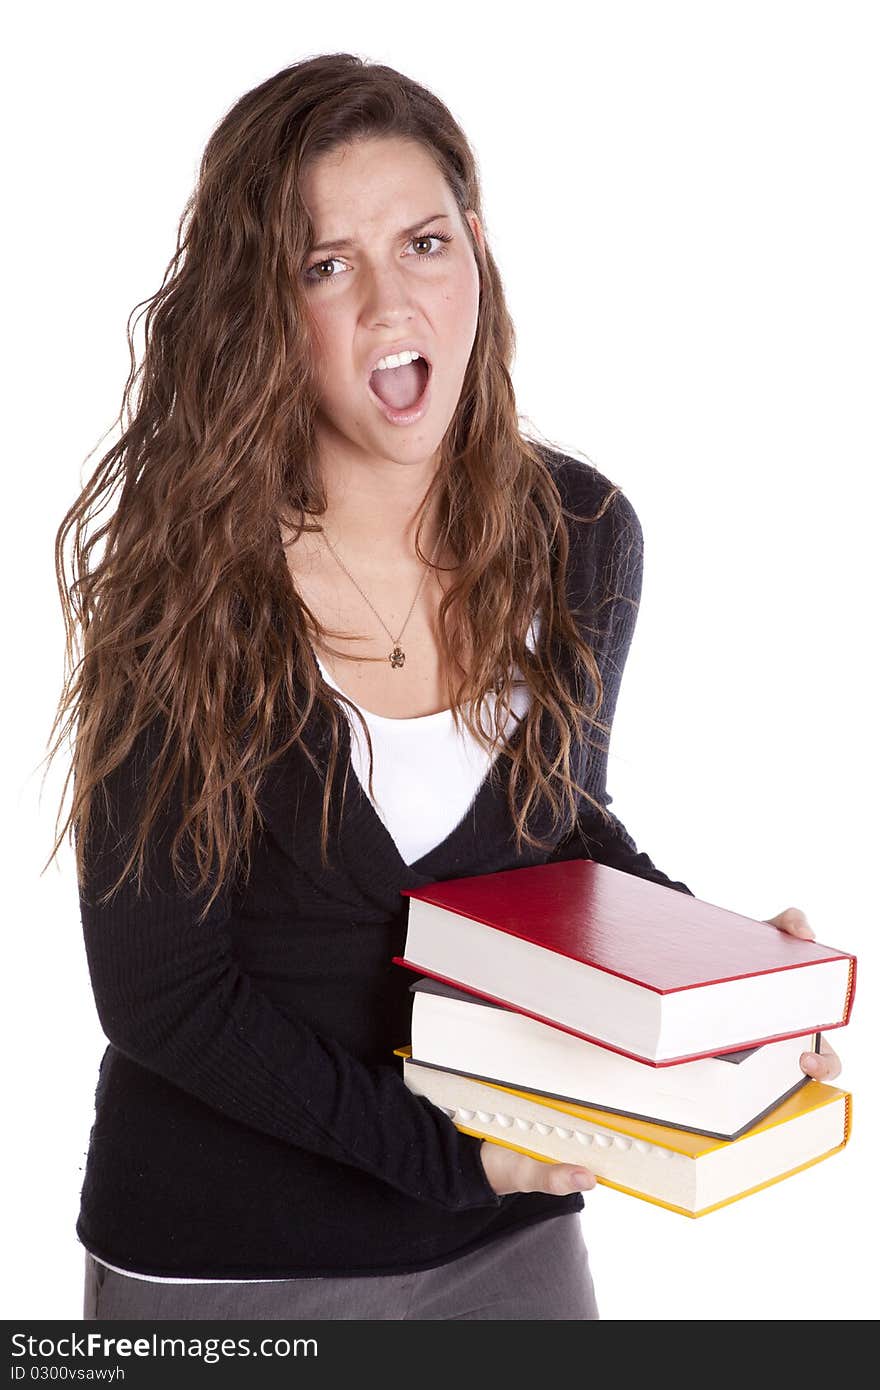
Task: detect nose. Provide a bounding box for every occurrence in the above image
[360,258,420,323]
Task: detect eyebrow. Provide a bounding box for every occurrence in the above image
[308,212,451,254]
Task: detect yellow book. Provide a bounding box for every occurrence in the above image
[394,1047,852,1218]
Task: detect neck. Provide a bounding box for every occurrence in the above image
[313,444,446,566]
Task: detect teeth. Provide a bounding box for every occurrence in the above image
[373,350,422,372]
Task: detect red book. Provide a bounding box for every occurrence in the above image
[392,859,856,1066]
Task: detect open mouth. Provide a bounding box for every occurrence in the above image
[367,355,431,414]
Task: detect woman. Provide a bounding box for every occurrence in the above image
[50,53,841,1321]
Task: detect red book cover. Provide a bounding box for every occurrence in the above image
[392,860,857,1063]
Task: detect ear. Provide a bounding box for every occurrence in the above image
[464,208,486,258]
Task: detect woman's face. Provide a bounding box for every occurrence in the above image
[299,136,484,471]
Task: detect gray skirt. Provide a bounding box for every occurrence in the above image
[82,1213,599,1321]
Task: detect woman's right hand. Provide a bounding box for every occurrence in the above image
[480,1140,596,1196]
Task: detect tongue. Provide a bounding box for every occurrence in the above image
[370,359,427,410]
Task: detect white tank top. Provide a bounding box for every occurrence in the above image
[312,620,538,865]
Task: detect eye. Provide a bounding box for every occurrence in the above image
[305,255,346,285]
[304,231,454,287]
[406,232,454,259]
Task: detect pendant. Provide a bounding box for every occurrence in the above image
[389,646,406,669]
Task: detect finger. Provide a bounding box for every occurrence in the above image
[482,1142,597,1197]
[765,906,815,939]
[542,1161,595,1195]
[799,1037,843,1083]
[566,1167,596,1192]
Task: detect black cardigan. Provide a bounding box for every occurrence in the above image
[75,450,694,1279]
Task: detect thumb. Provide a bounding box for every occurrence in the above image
[546,1163,596,1195]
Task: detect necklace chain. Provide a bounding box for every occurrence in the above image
[320,527,444,670]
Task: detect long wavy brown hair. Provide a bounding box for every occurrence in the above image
[43,52,630,923]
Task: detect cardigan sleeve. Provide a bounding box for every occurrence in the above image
[547,464,695,897]
[77,713,503,1215]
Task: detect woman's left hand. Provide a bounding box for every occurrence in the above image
[763,906,843,1082]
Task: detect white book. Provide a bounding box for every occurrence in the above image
[408,978,816,1140]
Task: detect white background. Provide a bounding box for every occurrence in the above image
[5,0,878,1321]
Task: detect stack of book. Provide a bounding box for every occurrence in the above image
[391,859,856,1218]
